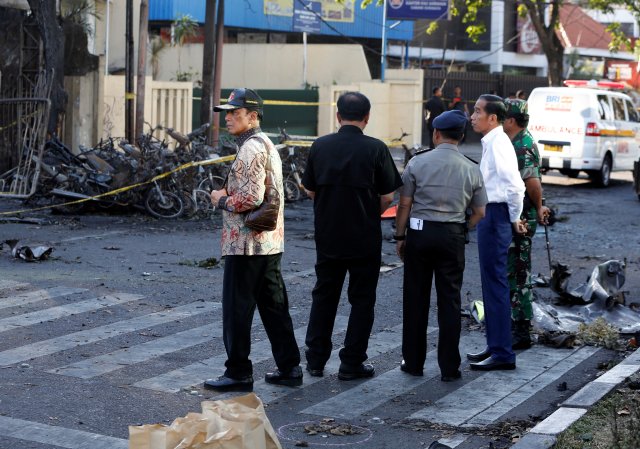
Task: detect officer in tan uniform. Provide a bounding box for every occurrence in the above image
[395,110,487,381]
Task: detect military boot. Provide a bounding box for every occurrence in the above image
[512,319,532,350]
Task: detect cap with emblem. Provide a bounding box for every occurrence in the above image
[432,109,468,130]
[214,88,264,112]
[504,98,528,116]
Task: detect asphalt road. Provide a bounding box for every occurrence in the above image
[0,161,639,449]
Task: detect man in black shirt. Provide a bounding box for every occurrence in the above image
[302,91,402,380]
[424,87,446,148]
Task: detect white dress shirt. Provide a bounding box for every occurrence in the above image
[479,126,525,222]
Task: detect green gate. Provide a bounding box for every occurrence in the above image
[193,88,319,138]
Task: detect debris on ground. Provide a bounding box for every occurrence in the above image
[397,418,535,446]
[0,217,49,225]
[550,259,626,306]
[3,239,53,262]
[303,418,364,437]
[532,259,640,334]
[178,257,219,268]
[537,331,577,349]
[428,441,453,449]
[577,317,622,349]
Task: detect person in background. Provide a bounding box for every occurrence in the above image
[302,91,402,381]
[395,110,486,382]
[502,98,550,349]
[205,88,302,392]
[424,86,446,148]
[467,94,526,371]
[448,86,469,117]
[516,90,527,100]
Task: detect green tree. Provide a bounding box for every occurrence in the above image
[346,0,565,85]
[172,14,198,79]
[587,0,640,52]
[517,0,565,86]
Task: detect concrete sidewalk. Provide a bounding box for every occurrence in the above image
[512,348,640,448]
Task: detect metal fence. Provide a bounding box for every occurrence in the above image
[0,97,50,198]
[0,70,52,198]
[423,70,549,104]
[421,70,549,143]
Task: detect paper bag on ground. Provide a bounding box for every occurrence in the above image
[201,393,282,449]
[128,393,282,449]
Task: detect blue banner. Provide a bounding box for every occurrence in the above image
[293,1,322,33]
[386,0,449,20]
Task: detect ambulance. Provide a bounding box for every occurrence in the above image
[527,80,640,186]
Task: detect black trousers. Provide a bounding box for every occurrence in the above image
[222,253,300,378]
[402,222,465,376]
[305,253,381,369]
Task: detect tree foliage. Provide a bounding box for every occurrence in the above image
[60,0,101,37]
[172,14,198,47]
[341,0,637,86]
[588,0,640,52]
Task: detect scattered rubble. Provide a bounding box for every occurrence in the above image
[303,418,364,437]
[3,239,53,261]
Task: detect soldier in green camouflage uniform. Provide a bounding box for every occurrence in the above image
[503,99,550,349]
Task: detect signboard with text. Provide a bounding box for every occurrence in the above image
[386,0,449,20]
[293,1,322,33]
[517,14,541,54]
[265,0,354,22]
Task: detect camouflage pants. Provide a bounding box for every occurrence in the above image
[508,207,537,321]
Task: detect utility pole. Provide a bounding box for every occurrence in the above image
[380,0,387,82]
[125,0,135,143]
[135,0,148,142]
[212,0,224,145]
[201,0,217,143]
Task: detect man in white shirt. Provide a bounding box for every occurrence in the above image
[467,94,527,371]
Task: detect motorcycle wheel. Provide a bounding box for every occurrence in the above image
[198,175,225,192]
[144,189,184,219]
[179,190,197,218]
[284,178,301,202]
[194,189,215,218]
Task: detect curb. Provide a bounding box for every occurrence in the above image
[511,347,640,448]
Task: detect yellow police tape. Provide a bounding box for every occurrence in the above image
[193,98,429,106]
[281,138,406,147]
[0,109,40,133]
[1,134,410,216]
[0,154,236,216]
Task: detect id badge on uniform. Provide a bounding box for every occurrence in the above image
[409,217,424,230]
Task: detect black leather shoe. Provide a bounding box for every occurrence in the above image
[469,356,516,371]
[512,339,532,350]
[338,363,375,380]
[400,360,423,376]
[440,370,462,382]
[466,348,491,362]
[203,375,253,392]
[265,366,303,387]
[306,365,324,377]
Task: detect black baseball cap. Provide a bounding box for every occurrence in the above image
[214,88,264,112]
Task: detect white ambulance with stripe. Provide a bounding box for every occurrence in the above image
[527,80,640,186]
